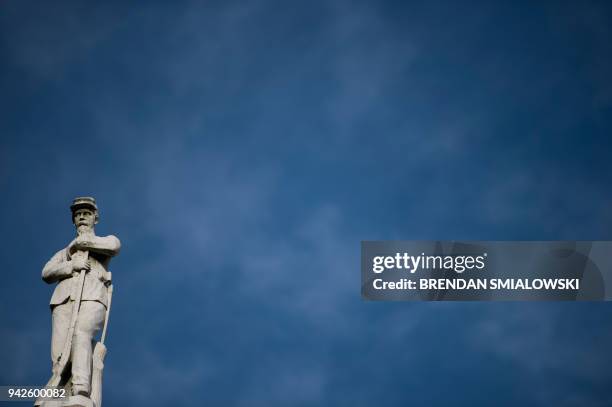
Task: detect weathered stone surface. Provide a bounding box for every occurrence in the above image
[36,197,119,407]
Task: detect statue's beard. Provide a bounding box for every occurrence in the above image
[77,225,94,236]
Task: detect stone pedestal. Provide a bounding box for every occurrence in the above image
[39,395,94,407]
[63,395,94,407]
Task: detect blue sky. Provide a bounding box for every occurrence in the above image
[1,1,612,406]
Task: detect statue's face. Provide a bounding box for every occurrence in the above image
[73,208,96,229]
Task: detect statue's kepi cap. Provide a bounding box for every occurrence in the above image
[70,196,98,213]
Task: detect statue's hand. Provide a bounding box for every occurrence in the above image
[68,237,90,255]
[72,256,91,272]
[74,235,94,250]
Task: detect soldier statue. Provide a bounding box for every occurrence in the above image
[36,197,120,407]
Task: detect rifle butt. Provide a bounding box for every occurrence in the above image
[90,341,107,407]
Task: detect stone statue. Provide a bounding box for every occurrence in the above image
[36,197,120,407]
